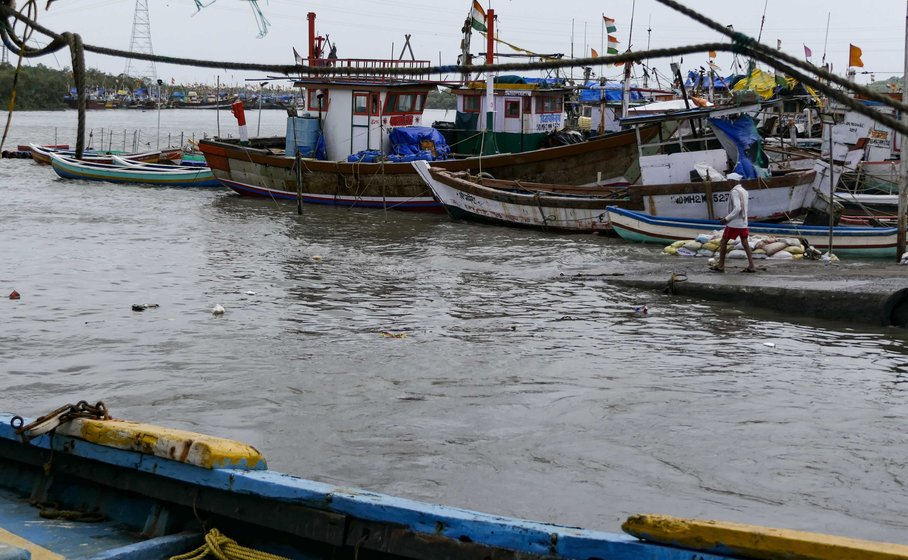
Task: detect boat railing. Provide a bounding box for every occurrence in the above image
[302,58,432,81]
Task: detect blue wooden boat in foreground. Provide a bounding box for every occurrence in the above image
[2,404,907,560]
[49,153,222,188]
[607,206,899,259]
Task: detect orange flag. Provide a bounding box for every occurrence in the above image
[708,50,717,59]
[591,47,599,58]
[849,43,864,67]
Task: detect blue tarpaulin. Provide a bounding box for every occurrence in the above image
[685,70,732,90]
[578,82,643,103]
[389,126,451,160]
[708,114,769,179]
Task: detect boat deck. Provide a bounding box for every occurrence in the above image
[0,486,199,560]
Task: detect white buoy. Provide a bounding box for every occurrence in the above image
[212,304,225,315]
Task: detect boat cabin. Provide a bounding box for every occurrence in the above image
[287,12,445,161]
[444,76,571,155]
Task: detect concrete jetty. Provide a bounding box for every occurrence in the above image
[578,258,908,327]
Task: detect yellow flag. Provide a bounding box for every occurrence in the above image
[849,43,864,67]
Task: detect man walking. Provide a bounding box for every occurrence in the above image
[709,173,756,273]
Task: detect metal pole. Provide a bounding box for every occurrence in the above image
[156,79,162,150]
[828,121,835,256]
[898,0,908,260]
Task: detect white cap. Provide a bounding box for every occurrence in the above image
[726,172,743,181]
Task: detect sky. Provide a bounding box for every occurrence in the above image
[6,0,908,89]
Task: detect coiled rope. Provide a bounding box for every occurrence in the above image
[170,528,290,560]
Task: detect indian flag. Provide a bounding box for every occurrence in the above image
[603,15,617,33]
[607,35,620,54]
[471,0,487,33]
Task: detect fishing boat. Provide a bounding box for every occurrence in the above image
[412,160,817,232]
[49,153,222,188]
[29,143,181,166]
[197,11,661,210]
[606,206,898,258]
[2,404,906,560]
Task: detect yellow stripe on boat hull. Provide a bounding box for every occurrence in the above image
[0,527,64,560]
[55,418,267,470]
[622,514,908,560]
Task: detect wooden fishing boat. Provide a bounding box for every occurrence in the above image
[3,404,906,560]
[49,153,222,188]
[606,206,899,258]
[199,125,657,210]
[29,143,181,166]
[413,160,818,232]
[411,160,632,232]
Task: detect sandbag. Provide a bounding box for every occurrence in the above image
[677,247,698,257]
[683,241,703,251]
[763,241,788,256]
[769,250,793,259]
[670,240,687,248]
[726,249,747,259]
[787,244,805,255]
[663,246,679,255]
[697,249,715,258]
[703,241,720,252]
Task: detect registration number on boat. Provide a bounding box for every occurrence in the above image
[671,193,729,205]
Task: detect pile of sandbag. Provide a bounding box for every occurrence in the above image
[662,232,808,260]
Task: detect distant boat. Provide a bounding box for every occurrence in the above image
[49,152,222,188]
[4,406,907,560]
[606,206,898,258]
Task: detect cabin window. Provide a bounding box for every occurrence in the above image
[353,93,368,115]
[462,95,481,112]
[370,93,381,115]
[308,89,329,111]
[396,94,415,112]
[535,96,563,113]
[505,100,520,118]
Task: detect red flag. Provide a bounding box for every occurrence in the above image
[803,44,812,58]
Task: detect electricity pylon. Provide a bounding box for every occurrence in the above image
[123,0,157,82]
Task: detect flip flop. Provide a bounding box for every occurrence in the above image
[741,268,756,273]
[708,266,724,273]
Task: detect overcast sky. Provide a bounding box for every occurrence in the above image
[12,0,908,88]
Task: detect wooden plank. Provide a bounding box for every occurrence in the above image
[622,514,908,560]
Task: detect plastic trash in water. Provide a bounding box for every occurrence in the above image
[212,304,225,315]
[131,303,160,312]
[9,290,20,300]
[763,342,776,348]
[634,305,649,316]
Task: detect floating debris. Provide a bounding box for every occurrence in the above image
[131,303,159,312]
[634,305,649,316]
[379,331,407,338]
[9,290,20,300]
[212,304,226,316]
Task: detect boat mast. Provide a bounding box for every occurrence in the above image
[485,8,495,135]
[621,0,636,119]
[898,0,908,259]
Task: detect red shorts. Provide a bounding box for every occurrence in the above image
[722,226,749,240]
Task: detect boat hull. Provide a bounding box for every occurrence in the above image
[50,153,222,188]
[412,160,630,232]
[198,125,659,211]
[607,206,899,258]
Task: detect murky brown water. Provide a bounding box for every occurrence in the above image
[3,110,908,543]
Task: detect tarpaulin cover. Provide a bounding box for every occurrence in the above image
[389,126,451,160]
[685,70,731,90]
[708,114,770,179]
[731,68,782,100]
[578,82,643,103]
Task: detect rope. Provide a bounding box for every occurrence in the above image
[170,528,290,560]
[664,272,687,295]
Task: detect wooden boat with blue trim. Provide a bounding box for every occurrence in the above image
[49,152,222,188]
[606,206,899,258]
[29,143,181,166]
[3,403,907,560]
